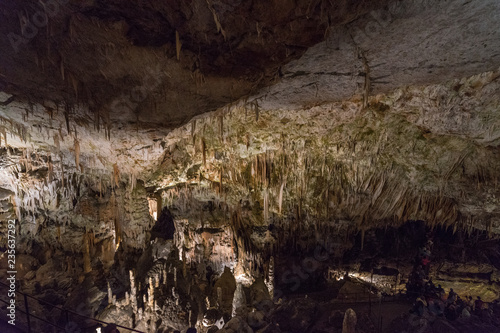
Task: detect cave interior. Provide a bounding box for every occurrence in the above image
[1,0,500,332]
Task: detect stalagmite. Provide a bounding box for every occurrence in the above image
[172,287,179,306]
[265,256,274,299]
[217,287,223,308]
[107,282,114,305]
[148,277,154,308]
[130,270,137,311]
[173,266,178,287]
[232,283,246,317]
[163,267,167,286]
[342,308,357,333]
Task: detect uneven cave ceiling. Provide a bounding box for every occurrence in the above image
[1,0,500,239]
[0,0,392,127]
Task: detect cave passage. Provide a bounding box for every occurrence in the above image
[1,0,500,332]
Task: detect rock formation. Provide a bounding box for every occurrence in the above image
[0,0,499,332]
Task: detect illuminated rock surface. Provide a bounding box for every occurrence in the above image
[0,0,499,332]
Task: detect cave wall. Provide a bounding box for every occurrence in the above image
[151,69,500,240]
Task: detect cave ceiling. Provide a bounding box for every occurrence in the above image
[1,0,500,236]
[0,0,392,127]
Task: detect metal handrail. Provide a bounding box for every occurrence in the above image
[0,280,144,332]
[0,296,66,331]
[334,290,404,304]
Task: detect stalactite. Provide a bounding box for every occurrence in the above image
[58,125,64,142]
[60,60,65,81]
[129,172,137,193]
[0,128,4,147]
[206,0,227,40]
[64,103,71,133]
[83,232,92,273]
[191,119,196,144]
[219,166,223,194]
[202,138,206,166]
[69,72,78,99]
[175,30,182,61]
[92,108,99,132]
[60,157,65,189]
[74,138,80,172]
[106,122,111,140]
[264,188,269,221]
[113,163,120,187]
[182,250,187,277]
[219,113,224,142]
[360,229,365,250]
[99,178,102,198]
[48,157,53,182]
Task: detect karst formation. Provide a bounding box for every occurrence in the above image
[1,0,500,332]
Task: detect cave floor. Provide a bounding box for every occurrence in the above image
[287,290,412,332]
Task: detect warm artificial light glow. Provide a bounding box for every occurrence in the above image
[148,198,158,220]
